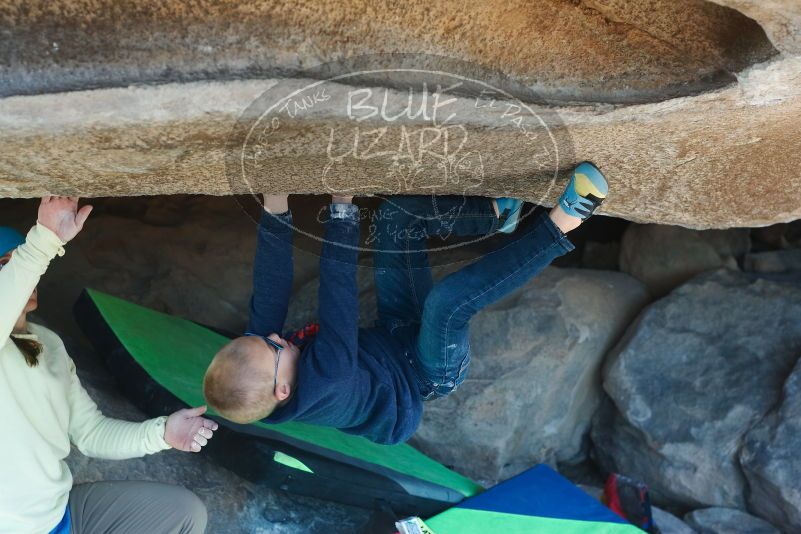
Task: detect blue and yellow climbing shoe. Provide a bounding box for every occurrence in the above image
[558,162,608,220]
[496,197,524,234]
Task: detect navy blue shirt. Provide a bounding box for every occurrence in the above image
[247,207,423,445]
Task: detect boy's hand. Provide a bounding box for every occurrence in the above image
[332,195,354,204]
[263,194,289,214]
[164,405,219,453]
[37,196,93,243]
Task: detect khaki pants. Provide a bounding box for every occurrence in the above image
[68,481,207,534]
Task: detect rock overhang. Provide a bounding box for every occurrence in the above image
[1,0,800,230]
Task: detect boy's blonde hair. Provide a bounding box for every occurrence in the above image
[203,337,277,424]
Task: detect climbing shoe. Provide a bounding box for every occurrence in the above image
[558,161,608,220]
[495,197,524,234]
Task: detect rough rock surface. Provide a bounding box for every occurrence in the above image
[709,0,801,53]
[2,57,801,230]
[743,248,801,273]
[653,508,698,534]
[683,508,780,534]
[619,224,749,296]
[1,2,801,230]
[286,266,649,483]
[0,0,775,102]
[592,269,801,509]
[66,343,370,534]
[740,357,801,531]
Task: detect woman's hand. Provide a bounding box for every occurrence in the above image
[164,405,219,453]
[37,196,93,243]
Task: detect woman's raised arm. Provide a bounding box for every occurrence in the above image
[0,197,91,341]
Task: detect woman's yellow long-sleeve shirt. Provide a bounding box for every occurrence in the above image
[0,223,171,533]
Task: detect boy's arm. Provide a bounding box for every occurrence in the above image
[314,196,360,371]
[247,194,294,336]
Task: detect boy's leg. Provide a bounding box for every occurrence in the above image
[416,210,574,398]
[69,480,207,534]
[414,161,607,398]
[372,195,498,337]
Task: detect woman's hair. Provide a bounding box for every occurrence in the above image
[11,336,42,367]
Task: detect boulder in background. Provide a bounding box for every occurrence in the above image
[743,249,801,273]
[740,357,801,532]
[593,270,801,509]
[619,224,749,297]
[683,507,779,534]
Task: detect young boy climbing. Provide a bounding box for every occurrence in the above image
[203,162,608,444]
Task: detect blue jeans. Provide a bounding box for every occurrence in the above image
[373,196,575,400]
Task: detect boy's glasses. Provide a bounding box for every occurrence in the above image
[244,333,283,391]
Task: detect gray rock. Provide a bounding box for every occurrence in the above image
[740,357,801,532]
[684,508,780,534]
[743,248,801,273]
[593,270,801,509]
[654,507,698,534]
[69,371,370,534]
[619,224,749,297]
